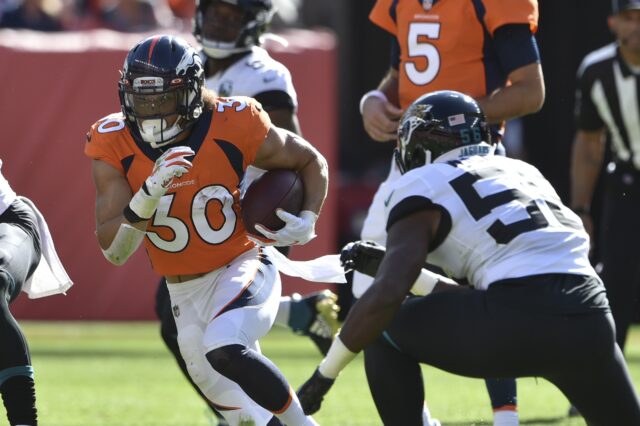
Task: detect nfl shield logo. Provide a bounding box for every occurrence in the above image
[422,0,433,10]
[172,305,180,318]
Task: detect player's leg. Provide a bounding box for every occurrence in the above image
[0,204,41,426]
[547,315,640,425]
[154,279,229,425]
[363,335,429,426]
[484,378,518,426]
[598,181,640,350]
[203,248,316,425]
[167,268,282,425]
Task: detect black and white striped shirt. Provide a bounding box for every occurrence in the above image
[576,42,640,169]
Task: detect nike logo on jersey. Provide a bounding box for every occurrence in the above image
[384,190,395,207]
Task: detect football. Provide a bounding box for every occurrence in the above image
[241,169,304,237]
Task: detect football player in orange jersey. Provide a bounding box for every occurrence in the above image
[352,0,545,425]
[153,3,339,423]
[85,34,327,426]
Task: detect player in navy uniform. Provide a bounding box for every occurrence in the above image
[298,91,640,426]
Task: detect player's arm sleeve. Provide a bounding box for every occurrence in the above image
[575,63,605,131]
[493,24,540,75]
[254,90,295,112]
[84,125,125,174]
[387,195,451,251]
[252,63,298,112]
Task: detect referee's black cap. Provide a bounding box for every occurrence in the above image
[613,0,640,14]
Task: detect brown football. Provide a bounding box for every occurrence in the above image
[241,169,304,237]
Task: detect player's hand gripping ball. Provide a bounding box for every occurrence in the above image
[242,169,310,245]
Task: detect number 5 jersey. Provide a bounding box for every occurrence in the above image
[369,0,539,110]
[84,96,270,276]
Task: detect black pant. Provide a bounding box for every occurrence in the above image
[599,164,640,350]
[0,199,41,426]
[365,274,640,426]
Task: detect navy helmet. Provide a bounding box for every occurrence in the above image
[395,90,492,173]
[118,35,204,148]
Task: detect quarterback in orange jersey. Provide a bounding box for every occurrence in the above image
[85,35,326,426]
[352,0,545,425]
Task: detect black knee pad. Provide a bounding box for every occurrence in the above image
[206,344,245,376]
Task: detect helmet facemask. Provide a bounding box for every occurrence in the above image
[395,104,438,174]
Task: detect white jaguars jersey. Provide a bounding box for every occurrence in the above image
[386,155,597,290]
[0,159,17,216]
[204,46,298,106]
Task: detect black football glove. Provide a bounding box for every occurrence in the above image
[340,240,386,277]
[296,368,335,415]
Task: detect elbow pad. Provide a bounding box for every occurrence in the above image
[101,223,145,266]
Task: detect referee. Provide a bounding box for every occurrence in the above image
[571,0,640,352]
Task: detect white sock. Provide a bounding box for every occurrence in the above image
[493,409,519,426]
[274,387,312,426]
[422,403,440,426]
[273,296,292,327]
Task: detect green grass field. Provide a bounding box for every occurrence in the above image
[4,322,640,425]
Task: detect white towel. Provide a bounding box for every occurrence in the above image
[18,197,73,299]
[264,246,347,284]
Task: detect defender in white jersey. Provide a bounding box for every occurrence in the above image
[297,91,640,426]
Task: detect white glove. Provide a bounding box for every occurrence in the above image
[126,146,194,221]
[252,210,318,246]
[145,146,195,198]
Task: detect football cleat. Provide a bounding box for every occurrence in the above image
[289,290,341,355]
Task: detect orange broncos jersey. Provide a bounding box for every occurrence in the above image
[370,0,538,109]
[85,96,270,276]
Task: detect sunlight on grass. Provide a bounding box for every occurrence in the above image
[1,321,638,425]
